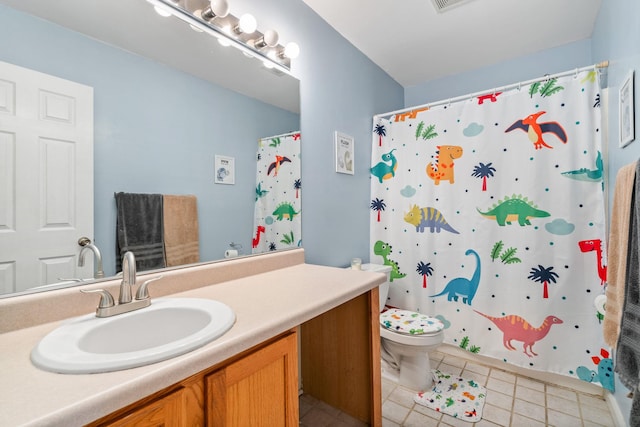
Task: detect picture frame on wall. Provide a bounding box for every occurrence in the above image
[619,70,635,148]
[214,155,235,184]
[335,131,355,175]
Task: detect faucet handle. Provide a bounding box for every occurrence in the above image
[135,275,163,300]
[80,289,115,308]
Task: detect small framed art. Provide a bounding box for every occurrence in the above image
[620,70,635,148]
[334,131,355,175]
[214,155,235,184]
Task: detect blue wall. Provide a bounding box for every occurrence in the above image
[0,5,299,276]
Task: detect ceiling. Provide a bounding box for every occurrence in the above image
[301,0,602,87]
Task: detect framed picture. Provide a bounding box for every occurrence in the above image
[334,131,355,175]
[214,155,235,184]
[620,70,635,148]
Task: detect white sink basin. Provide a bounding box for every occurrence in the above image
[31,298,235,374]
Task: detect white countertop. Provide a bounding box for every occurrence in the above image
[0,257,385,426]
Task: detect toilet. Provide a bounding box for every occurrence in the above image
[361,263,444,391]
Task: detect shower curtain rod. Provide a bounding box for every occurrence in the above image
[260,130,300,141]
[374,61,609,120]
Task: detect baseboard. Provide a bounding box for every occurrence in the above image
[604,390,628,427]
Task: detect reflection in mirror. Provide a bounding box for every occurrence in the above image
[0,0,300,297]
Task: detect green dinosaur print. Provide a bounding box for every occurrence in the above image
[477,195,550,226]
[561,151,604,183]
[370,149,398,183]
[373,240,406,282]
[272,202,300,221]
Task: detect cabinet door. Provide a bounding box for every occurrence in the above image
[206,332,298,426]
[102,387,186,427]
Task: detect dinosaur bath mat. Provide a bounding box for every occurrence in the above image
[414,370,486,422]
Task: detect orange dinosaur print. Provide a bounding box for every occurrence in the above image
[394,107,429,122]
[474,310,563,357]
[462,392,476,400]
[426,145,463,185]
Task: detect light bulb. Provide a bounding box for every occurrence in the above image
[153,5,172,17]
[238,14,257,34]
[210,0,229,17]
[263,30,279,47]
[202,0,229,20]
[255,29,279,49]
[283,42,300,59]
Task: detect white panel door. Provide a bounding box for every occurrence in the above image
[0,61,93,294]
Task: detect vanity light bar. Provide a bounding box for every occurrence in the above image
[145,0,295,75]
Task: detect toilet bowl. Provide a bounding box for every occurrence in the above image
[360,263,444,391]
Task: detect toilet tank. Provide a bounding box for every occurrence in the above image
[361,263,391,312]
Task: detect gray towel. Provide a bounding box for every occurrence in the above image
[615,161,640,426]
[115,192,166,272]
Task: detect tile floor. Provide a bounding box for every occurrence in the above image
[299,349,617,427]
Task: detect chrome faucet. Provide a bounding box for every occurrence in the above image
[81,251,162,317]
[119,251,136,303]
[78,237,105,279]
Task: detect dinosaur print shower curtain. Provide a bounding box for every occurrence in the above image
[370,70,613,390]
[253,132,301,254]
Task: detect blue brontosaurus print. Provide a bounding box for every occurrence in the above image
[429,249,481,305]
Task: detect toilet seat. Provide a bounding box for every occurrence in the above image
[380,308,444,336]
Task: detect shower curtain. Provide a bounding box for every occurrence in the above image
[253,131,301,253]
[370,69,613,390]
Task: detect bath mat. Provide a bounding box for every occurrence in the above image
[414,370,486,422]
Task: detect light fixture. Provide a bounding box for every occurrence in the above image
[145,0,299,74]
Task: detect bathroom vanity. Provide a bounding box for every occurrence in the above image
[0,249,385,426]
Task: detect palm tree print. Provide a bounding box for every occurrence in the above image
[370,198,386,222]
[280,231,295,245]
[255,183,268,201]
[374,123,387,147]
[415,121,438,140]
[529,78,564,98]
[269,137,281,147]
[528,265,559,299]
[416,261,433,289]
[471,162,496,191]
[293,179,301,199]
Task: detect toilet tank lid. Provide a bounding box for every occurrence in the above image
[361,263,392,273]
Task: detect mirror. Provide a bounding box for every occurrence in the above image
[0,0,300,297]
